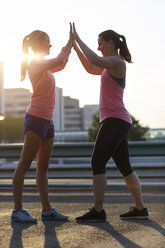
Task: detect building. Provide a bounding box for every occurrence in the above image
[53,87,64,131]
[53,92,99,141]
[0,62,5,114]
[54,130,88,142]
[64,96,83,131]
[83,104,99,130]
[3,85,99,142]
[5,88,31,117]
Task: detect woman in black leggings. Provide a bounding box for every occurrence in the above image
[72,23,149,221]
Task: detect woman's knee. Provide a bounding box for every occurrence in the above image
[91,157,106,175]
[117,163,134,177]
[37,162,49,173]
[17,158,32,172]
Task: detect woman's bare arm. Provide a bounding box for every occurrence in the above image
[73,42,103,75]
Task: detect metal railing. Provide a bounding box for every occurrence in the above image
[0,141,165,188]
[0,141,165,159]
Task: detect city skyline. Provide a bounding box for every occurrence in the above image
[3,86,99,132]
[2,86,165,142]
[0,0,164,128]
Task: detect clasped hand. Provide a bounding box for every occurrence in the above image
[67,22,80,50]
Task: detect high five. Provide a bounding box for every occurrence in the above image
[11,22,149,223]
[11,24,73,223]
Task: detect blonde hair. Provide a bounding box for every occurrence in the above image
[21,30,49,81]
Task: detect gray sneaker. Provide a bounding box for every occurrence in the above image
[11,209,37,223]
[41,208,69,221]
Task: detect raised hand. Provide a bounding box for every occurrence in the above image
[69,22,74,42]
[66,23,74,49]
[72,23,80,42]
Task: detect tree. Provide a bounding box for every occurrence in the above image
[88,112,100,142]
[0,115,24,143]
[128,115,149,141]
[88,111,149,142]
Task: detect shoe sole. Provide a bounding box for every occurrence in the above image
[120,216,149,220]
[42,216,68,221]
[76,219,107,222]
[11,218,37,223]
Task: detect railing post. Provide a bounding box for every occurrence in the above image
[57,158,64,164]
[0,158,6,165]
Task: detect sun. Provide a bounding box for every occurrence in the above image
[0,45,32,91]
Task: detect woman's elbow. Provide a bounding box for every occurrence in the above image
[89,57,96,65]
[58,57,66,66]
[85,65,95,74]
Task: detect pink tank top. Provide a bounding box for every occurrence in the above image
[27,47,70,120]
[99,69,132,124]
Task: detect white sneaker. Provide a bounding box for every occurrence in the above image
[42,208,69,221]
[11,209,37,223]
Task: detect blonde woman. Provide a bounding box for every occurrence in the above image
[11,25,73,222]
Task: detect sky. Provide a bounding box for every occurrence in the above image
[0,0,165,128]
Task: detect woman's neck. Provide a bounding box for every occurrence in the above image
[109,49,118,56]
[34,53,45,60]
[104,49,118,57]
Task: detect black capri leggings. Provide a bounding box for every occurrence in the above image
[91,118,134,177]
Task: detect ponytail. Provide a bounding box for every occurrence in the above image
[99,30,132,63]
[21,35,29,81]
[118,35,132,63]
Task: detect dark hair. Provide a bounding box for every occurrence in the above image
[99,30,132,63]
[21,30,49,81]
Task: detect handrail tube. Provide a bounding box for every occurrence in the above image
[0,141,165,158]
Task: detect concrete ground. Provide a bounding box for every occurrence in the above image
[0,186,165,248]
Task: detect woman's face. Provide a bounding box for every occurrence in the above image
[97,37,111,57]
[38,35,52,55]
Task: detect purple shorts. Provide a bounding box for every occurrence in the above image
[24,113,54,140]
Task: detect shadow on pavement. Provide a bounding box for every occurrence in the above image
[77,221,142,248]
[123,219,165,237]
[9,222,37,248]
[9,220,68,248]
[42,220,69,248]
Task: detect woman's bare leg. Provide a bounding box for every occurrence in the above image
[124,171,144,210]
[12,131,42,211]
[93,173,107,212]
[36,138,54,211]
